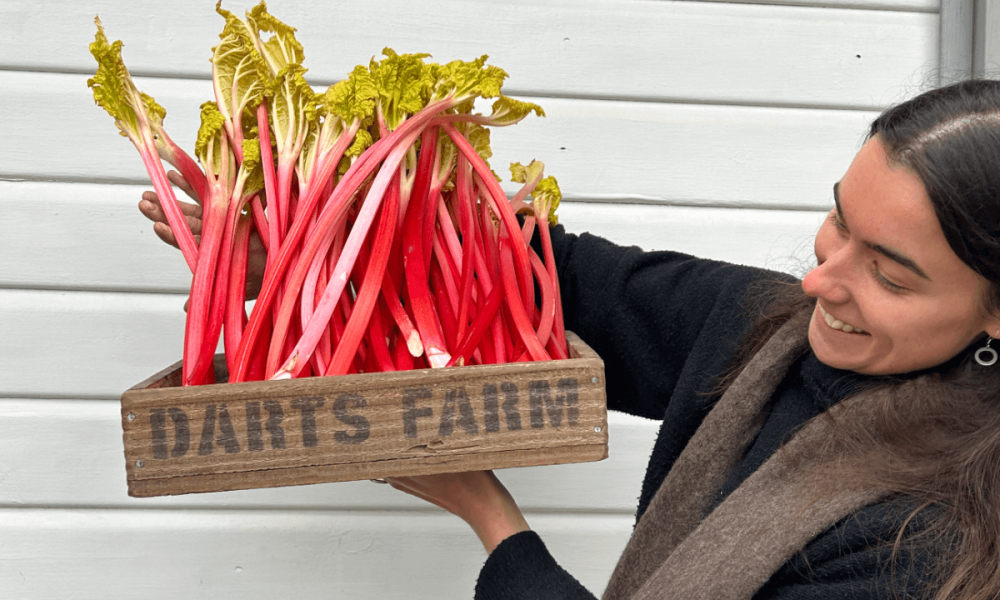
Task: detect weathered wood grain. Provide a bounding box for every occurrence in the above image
[120,334,607,496]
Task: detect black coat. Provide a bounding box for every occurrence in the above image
[475,227,931,600]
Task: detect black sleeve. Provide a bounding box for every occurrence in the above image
[475,531,596,600]
[476,505,938,600]
[754,502,939,600]
[543,225,790,419]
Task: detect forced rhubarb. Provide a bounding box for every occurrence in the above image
[92,2,570,386]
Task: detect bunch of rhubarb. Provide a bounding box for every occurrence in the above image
[89,2,567,386]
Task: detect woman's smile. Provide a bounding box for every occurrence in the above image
[816,303,867,334]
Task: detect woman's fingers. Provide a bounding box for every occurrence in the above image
[167,169,200,204]
[139,170,267,303]
[140,193,202,249]
[151,221,201,249]
[139,193,203,236]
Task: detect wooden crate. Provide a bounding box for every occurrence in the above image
[120,332,607,497]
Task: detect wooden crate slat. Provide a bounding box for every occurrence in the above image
[120,333,608,496]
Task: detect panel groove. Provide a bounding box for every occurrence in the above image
[0,174,844,209]
[690,0,938,11]
[0,68,905,112]
[0,283,188,295]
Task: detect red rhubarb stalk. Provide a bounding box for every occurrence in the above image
[270,125,426,379]
[324,188,398,376]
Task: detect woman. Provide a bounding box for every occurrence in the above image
[140,80,1000,600]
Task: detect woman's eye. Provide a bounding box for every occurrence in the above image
[832,212,847,231]
[873,267,906,293]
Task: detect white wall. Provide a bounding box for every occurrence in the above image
[0,0,943,598]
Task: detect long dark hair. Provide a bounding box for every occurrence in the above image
[728,80,1000,600]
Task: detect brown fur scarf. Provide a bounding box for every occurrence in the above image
[602,310,897,600]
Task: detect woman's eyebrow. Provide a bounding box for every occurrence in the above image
[832,182,931,281]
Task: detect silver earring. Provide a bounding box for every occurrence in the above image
[976,336,998,366]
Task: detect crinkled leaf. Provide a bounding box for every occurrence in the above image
[213,3,266,134]
[88,17,154,141]
[240,2,315,159]
[346,128,373,158]
[240,137,265,197]
[266,63,317,153]
[452,98,476,115]
[466,124,493,163]
[487,96,545,127]
[141,92,167,128]
[433,55,507,103]
[533,176,562,226]
[196,101,228,172]
[370,48,434,131]
[247,1,305,77]
[509,160,544,185]
[325,65,378,124]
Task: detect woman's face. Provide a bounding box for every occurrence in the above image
[801,136,999,375]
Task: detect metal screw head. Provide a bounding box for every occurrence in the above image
[126,413,136,421]
[591,377,599,384]
[135,460,144,468]
[594,426,603,433]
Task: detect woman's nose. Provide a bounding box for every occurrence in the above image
[801,247,852,304]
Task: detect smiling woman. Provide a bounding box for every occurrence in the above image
[380,80,1000,600]
[142,80,1000,599]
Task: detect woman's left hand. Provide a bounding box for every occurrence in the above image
[386,471,530,553]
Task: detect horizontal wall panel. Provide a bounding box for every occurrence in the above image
[0,71,877,209]
[0,400,656,512]
[560,203,825,277]
[0,182,190,293]
[0,508,629,598]
[0,180,824,292]
[1,0,935,108]
[0,289,187,398]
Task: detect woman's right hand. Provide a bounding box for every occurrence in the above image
[138,170,266,300]
[387,470,531,554]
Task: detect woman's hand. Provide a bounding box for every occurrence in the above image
[138,170,266,300]
[139,170,204,247]
[387,471,530,554]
